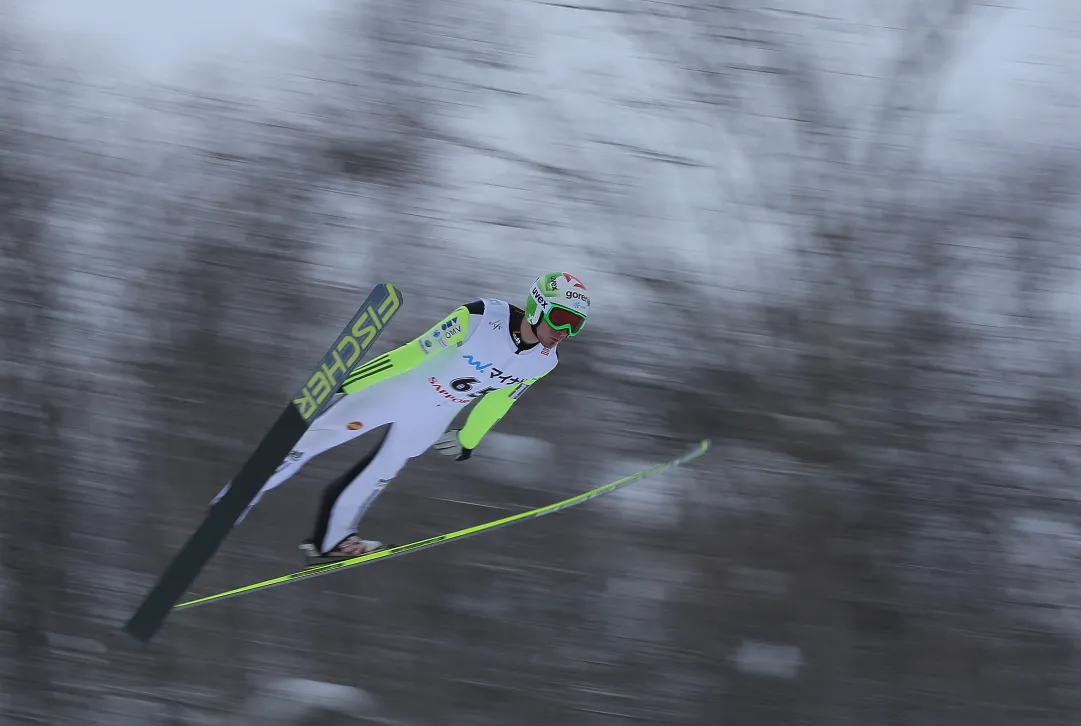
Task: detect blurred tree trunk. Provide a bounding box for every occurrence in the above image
[0,61,71,722]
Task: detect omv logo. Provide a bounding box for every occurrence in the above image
[462,354,492,372]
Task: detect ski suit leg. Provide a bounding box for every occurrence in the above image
[311,397,458,552]
[210,385,398,520]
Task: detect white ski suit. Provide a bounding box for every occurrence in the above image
[231,297,560,552]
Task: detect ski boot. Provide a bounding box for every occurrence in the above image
[299,534,390,567]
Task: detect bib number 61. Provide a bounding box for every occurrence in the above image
[450,377,498,399]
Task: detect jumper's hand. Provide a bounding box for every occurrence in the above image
[433,429,472,461]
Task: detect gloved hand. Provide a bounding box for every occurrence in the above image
[432,429,472,461]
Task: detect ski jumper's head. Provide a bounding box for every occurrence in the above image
[525,271,590,348]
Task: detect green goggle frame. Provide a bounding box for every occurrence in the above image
[543,304,587,336]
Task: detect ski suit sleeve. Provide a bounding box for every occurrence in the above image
[457,369,550,449]
[340,306,473,394]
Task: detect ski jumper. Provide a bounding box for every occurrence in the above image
[248,298,559,552]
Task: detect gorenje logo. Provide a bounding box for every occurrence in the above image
[462,354,493,372]
[565,290,589,303]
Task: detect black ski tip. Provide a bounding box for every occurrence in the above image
[122,613,163,644]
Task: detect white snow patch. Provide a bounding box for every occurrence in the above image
[20,0,336,84]
[470,432,556,488]
[234,678,376,724]
[45,632,107,654]
[1003,514,1081,645]
[733,640,803,679]
[476,432,554,464]
[600,458,696,528]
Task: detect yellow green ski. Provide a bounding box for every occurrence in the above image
[173,438,711,611]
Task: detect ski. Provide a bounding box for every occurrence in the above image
[123,282,405,643]
[171,439,712,612]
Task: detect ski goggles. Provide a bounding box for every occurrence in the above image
[544,305,587,336]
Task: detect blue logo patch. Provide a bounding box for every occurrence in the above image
[462,354,492,372]
[441,317,462,336]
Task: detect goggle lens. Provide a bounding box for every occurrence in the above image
[545,306,586,335]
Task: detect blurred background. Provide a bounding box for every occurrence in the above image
[3,0,1081,723]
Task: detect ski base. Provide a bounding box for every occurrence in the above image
[172,439,712,612]
[123,282,404,643]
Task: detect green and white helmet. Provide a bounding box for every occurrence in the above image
[525,271,590,336]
